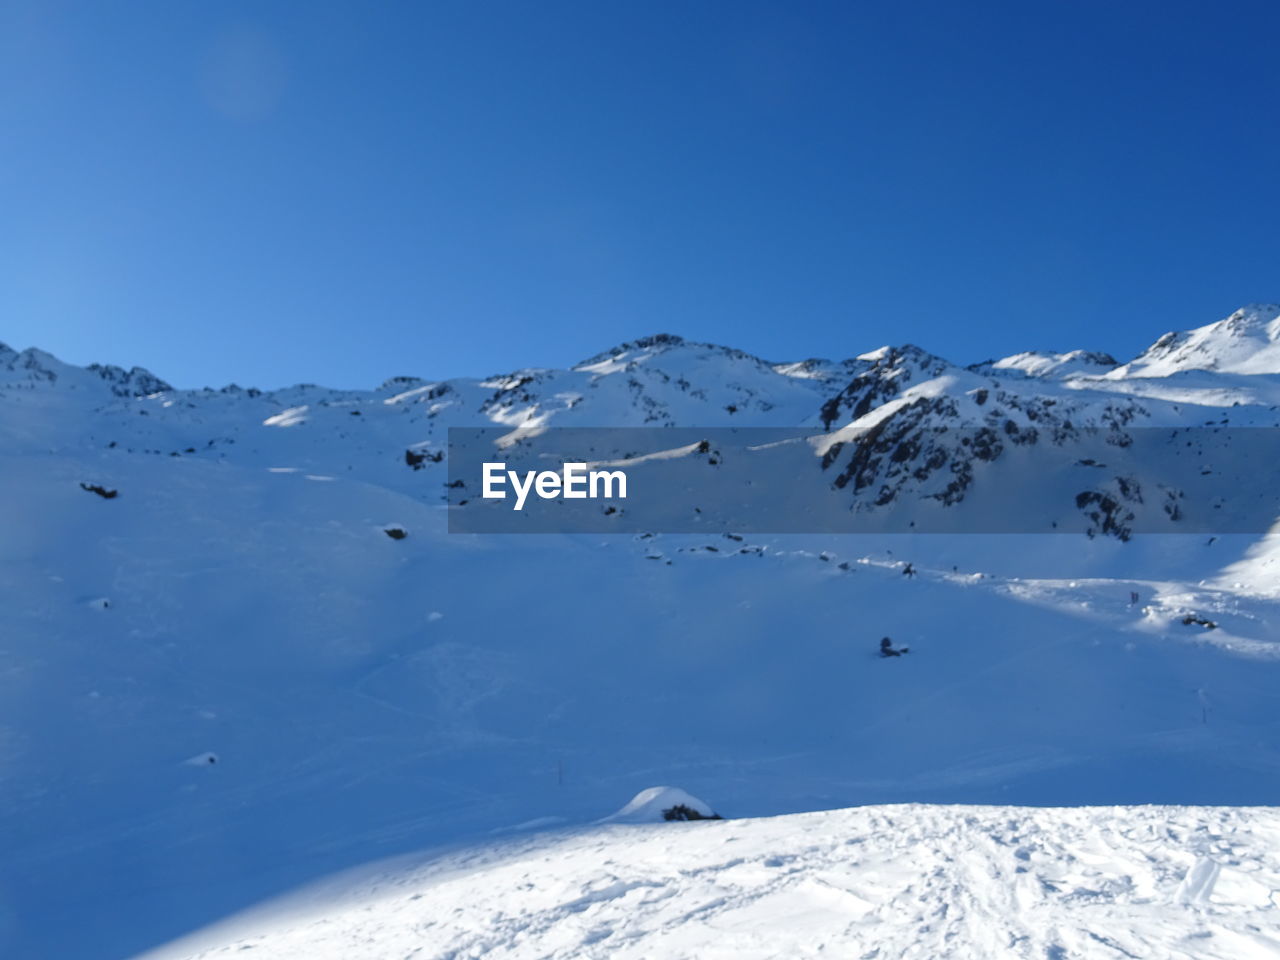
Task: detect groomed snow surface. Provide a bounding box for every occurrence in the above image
[157,801,1280,960]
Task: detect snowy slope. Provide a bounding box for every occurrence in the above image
[1109,304,1280,377]
[2,306,1280,959]
[155,803,1280,960]
[971,348,1119,379]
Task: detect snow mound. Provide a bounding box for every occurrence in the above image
[600,786,719,823]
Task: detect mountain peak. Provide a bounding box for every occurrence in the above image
[628,332,686,350]
[970,349,1120,379]
[573,333,774,374]
[1116,304,1280,377]
[0,344,173,397]
[575,333,685,366]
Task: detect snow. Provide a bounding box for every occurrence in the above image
[600,786,718,823]
[263,406,309,427]
[1111,304,1280,377]
[151,803,1280,960]
[3,306,1280,958]
[978,349,1119,379]
[1177,856,1223,906]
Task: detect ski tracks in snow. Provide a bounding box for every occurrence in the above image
[165,804,1280,960]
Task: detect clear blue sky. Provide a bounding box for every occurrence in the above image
[3,1,1277,389]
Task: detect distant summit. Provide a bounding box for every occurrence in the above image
[1112,304,1280,377]
[0,343,171,397]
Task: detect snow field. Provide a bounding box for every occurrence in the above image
[158,803,1280,960]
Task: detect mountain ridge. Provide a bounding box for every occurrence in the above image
[7,303,1280,400]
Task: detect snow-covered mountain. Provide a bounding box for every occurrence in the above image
[1110,304,1280,378]
[3,306,1280,960]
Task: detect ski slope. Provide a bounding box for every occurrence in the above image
[153,802,1280,960]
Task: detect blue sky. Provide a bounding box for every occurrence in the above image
[3,1,1277,389]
